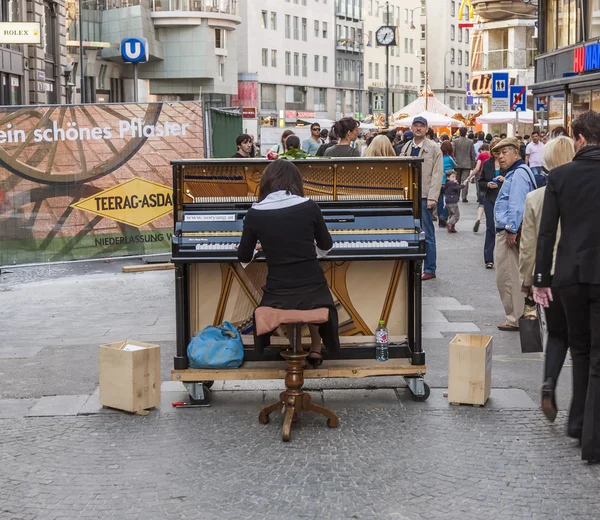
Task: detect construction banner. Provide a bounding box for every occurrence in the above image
[0,102,204,266]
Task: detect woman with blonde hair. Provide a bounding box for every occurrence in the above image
[519,135,575,423]
[364,134,396,157]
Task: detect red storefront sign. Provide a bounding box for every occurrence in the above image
[242,107,257,119]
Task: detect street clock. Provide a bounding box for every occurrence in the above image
[375,26,396,46]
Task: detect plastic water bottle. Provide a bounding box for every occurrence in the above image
[375,320,389,362]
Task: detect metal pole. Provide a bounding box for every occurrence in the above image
[358,66,363,119]
[515,110,519,136]
[424,1,428,111]
[133,63,139,102]
[385,2,390,126]
[79,0,85,103]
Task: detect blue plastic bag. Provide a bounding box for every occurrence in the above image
[187,321,244,369]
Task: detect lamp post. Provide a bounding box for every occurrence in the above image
[375,1,394,127]
[358,62,364,120]
[410,5,427,110]
[78,0,85,103]
[443,51,454,105]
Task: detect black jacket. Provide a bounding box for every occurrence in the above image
[478,158,503,203]
[444,181,464,204]
[534,146,600,287]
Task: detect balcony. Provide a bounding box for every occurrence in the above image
[471,0,537,22]
[472,48,537,71]
[336,39,364,53]
[150,0,240,26]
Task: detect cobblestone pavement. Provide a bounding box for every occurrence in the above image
[0,406,598,520]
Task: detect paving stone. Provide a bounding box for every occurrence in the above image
[78,388,120,416]
[208,390,264,409]
[0,345,44,359]
[0,398,36,419]
[323,388,401,408]
[423,296,475,311]
[422,304,449,323]
[423,322,481,333]
[25,395,89,417]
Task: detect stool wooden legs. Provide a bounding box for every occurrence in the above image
[258,325,339,441]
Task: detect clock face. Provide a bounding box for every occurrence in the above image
[376,26,395,46]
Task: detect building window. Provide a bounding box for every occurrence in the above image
[261,10,268,29]
[458,50,462,65]
[323,22,328,38]
[336,58,342,81]
[285,85,306,110]
[323,56,327,72]
[215,28,224,48]
[314,20,319,37]
[410,67,414,83]
[262,48,268,66]
[465,29,469,44]
[450,71,455,87]
[458,27,462,42]
[344,59,349,81]
[368,62,372,78]
[271,49,277,67]
[420,48,425,64]
[396,66,399,83]
[315,55,319,72]
[404,38,408,53]
[545,0,584,50]
[465,51,469,64]
[451,0,455,16]
[375,63,379,80]
[458,73,462,88]
[302,53,307,76]
[421,24,425,40]
[285,15,291,38]
[390,66,394,85]
[374,93,384,111]
[314,87,327,111]
[351,60,356,81]
[404,8,409,23]
[293,16,299,39]
[404,67,408,82]
[420,71,425,88]
[451,25,455,41]
[451,48,455,62]
[271,12,277,30]
[302,17,307,41]
[261,83,277,110]
[285,52,291,75]
[294,52,300,75]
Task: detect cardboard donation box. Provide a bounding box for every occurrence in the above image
[99,340,161,413]
[448,334,493,406]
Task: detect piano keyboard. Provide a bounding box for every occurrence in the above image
[183,194,406,204]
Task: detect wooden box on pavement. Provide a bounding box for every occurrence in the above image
[448,334,493,406]
[99,340,161,413]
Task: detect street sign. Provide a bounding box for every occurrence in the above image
[535,97,548,111]
[491,72,509,99]
[510,85,527,112]
[492,98,509,112]
[0,22,40,44]
[465,82,483,105]
[242,107,257,119]
[121,37,149,64]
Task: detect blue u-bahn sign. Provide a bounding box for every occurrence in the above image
[121,37,149,64]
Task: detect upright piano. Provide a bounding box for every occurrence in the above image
[171,157,427,380]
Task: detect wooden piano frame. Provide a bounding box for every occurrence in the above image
[170,157,430,403]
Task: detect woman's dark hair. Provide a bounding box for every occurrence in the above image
[285,135,301,150]
[333,117,359,139]
[258,160,305,202]
[485,133,493,142]
[320,129,329,139]
[441,140,453,156]
[572,111,600,144]
[426,128,436,140]
[549,125,567,138]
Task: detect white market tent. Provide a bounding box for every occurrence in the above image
[476,110,534,125]
[394,111,464,128]
[393,96,456,118]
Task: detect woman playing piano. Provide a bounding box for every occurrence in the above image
[237,160,338,367]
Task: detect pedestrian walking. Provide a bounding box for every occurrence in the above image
[453,127,476,202]
[443,171,464,233]
[478,137,504,269]
[525,131,545,176]
[519,136,575,423]
[474,131,486,155]
[301,123,323,156]
[324,118,361,157]
[470,143,491,233]
[316,127,338,156]
[533,111,600,464]
[268,129,295,159]
[363,135,396,157]
[438,140,457,228]
[492,137,537,331]
[400,116,444,281]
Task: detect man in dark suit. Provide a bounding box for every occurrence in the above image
[453,127,476,202]
[533,111,600,464]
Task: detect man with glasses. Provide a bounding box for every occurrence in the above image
[492,137,537,331]
[302,123,323,156]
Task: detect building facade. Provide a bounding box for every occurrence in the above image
[470,0,537,130]
[64,0,241,107]
[532,0,595,133]
[423,0,472,111]
[363,0,420,118]
[236,0,336,124]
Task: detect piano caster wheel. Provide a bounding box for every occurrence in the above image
[184,382,211,406]
[202,381,214,389]
[410,383,430,402]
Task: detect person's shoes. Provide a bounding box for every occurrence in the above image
[307,349,323,369]
[485,262,494,269]
[432,215,438,222]
[567,429,582,442]
[462,199,469,203]
[439,218,447,228]
[541,379,558,423]
[422,273,436,281]
[497,323,519,331]
[473,219,480,232]
[447,223,453,233]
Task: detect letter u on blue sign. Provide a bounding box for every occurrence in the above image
[121,37,149,64]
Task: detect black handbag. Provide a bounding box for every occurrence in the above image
[519,298,543,353]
